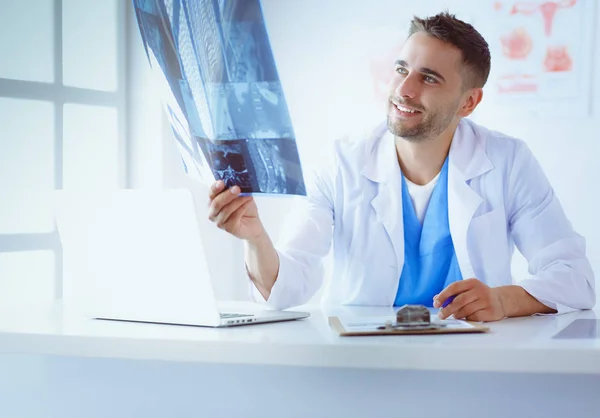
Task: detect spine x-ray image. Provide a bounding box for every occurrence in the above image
[133,0,306,195]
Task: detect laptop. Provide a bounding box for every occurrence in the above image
[53,188,309,327]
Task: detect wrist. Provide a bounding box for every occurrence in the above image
[495,286,510,318]
[245,225,269,248]
[494,285,555,318]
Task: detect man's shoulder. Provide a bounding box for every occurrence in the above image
[305,125,384,188]
[462,118,528,160]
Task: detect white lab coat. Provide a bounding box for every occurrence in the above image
[254,118,595,314]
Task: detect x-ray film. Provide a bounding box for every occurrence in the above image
[132,0,306,195]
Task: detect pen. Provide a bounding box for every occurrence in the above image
[441,295,456,308]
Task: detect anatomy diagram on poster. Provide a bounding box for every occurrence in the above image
[486,0,595,111]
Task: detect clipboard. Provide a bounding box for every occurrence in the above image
[328,316,490,336]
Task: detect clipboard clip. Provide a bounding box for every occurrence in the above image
[377,304,448,330]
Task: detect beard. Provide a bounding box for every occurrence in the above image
[387,99,459,142]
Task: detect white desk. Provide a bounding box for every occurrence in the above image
[1,303,599,418]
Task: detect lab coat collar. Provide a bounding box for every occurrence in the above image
[448,118,494,181]
[360,119,493,184]
[360,122,393,184]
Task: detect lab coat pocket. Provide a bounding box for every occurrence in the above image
[468,208,511,285]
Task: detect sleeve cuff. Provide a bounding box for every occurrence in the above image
[249,278,268,304]
[517,282,580,315]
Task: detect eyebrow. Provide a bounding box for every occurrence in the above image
[395,60,447,83]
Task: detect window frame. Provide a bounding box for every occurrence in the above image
[0,0,128,301]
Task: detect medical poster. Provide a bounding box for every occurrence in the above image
[132,0,306,195]
[483,0,596,113]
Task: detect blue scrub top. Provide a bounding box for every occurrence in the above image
[394,158,463,307]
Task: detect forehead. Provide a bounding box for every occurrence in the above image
[398,32,463,81]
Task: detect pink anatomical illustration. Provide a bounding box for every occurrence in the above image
[491,0,589,107]
[509,0,577,37]
[500,27,533,59]
[497,73,538,93]
[544,45,573,71]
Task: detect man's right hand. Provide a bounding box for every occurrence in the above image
[207,180,265,242]
[208,180,280,301]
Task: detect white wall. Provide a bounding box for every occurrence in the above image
[128,0,600,301]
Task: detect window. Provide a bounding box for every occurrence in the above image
[0,0,127,306]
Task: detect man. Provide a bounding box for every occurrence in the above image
[207,12,595,321]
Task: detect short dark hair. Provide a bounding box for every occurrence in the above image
[408,12,491,89]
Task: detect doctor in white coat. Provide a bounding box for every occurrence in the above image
[207,12,595,321]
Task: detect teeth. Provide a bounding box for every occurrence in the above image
[396,104,418,113]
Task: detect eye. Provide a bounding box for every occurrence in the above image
[423,75,438,83]
[395,66,408,75]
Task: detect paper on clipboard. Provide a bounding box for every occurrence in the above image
[329,315,489,336]
[340,316,476,332]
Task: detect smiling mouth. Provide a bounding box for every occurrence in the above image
[391,101,423,118]
[397,105,419,113]
[392,100,423,113]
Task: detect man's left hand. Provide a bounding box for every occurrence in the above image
[433,278,506,322]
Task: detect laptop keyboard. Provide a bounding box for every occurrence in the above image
[220,313,255,319]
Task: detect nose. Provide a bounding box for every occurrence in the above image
[393,72,420,100]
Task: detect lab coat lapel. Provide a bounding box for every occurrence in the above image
[447,120,494,280]
[361,125,405,279]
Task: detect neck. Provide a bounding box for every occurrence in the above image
[395,124,457,185]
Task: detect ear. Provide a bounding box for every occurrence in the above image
[457,88,483,117]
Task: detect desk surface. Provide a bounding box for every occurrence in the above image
[0,303,599,374]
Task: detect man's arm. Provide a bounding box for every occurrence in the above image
[245,143,338,309]
[435,279,555,322]
[208,172,335,310]
[507,142,595,313]
[207,182,279,301]
[249,167,335,309]
[436,141,593,321]
[244,228,280,301]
